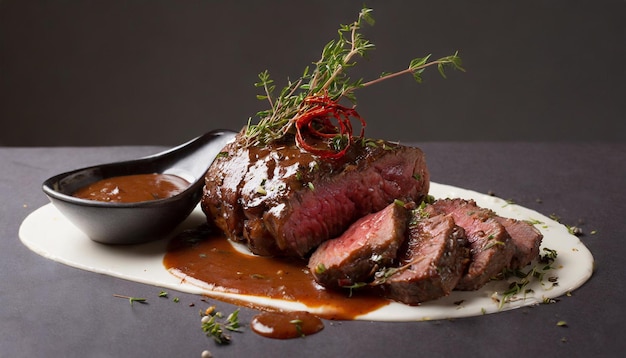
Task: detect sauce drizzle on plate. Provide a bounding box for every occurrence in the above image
[251,311,324,339]
[163,226,390,321]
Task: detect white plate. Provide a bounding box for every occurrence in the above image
[19,182,594,321]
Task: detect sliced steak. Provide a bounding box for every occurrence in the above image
[494,216,543,269]
[308,202,409,289]
[202,132,430,257]
[381,213,468,305]
[425,199,515,290]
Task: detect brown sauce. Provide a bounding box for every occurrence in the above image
[250,311,324,339]
[73,173,189,203]
[163,227,390,323]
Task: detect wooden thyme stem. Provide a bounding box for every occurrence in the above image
[319,22,361,93]
[361,61,444,88]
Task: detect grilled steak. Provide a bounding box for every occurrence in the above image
[494,216,543,269]
[381,213,468,305]
[202,132,430,257]
[425,199,515,290]
[308,202,409,289]
[201,129,544,305]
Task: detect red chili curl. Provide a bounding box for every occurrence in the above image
[293,94,366,159]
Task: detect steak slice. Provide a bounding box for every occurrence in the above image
[202,132,430,257]
[425,199,515,290]
[381,213,468,305]
[494,216,543,270]
[308,202,409,290]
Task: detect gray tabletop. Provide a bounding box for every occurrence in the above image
[2,142,624,357]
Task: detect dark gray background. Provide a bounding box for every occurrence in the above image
[1,0,624,146]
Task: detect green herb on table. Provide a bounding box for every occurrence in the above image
[200,307,242,345]
[113,294,147,306]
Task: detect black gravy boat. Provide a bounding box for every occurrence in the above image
[42,129,237,244]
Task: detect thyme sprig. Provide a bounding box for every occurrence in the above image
[244,6,463,148]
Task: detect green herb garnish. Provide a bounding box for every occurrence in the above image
[244,6,463,156]
[290,319,305,337]
[496,247,559,309]
[201,307,241,345]
[113,294,147,306]
[342,282,368,297]
[314,263,326,274]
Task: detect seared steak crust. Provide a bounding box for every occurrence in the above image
[425,199,515,290]
[308,202,409,289]
[382,213,468,305]
[202,133,430,257]
[494,216,543,269]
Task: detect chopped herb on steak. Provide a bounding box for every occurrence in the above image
[380,213,469,305]
[424,199,515,290]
